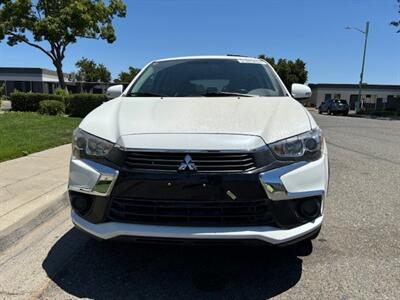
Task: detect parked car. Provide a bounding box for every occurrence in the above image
[68,56,329,247]
[318,99,349,115]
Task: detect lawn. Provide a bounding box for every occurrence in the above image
[0,112,81,162]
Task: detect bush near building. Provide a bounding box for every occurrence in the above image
[11,92,63,112]
[10,92,107,117]
[38,100,66,116]
[66,94,107,117]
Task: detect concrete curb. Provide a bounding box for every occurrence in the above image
[0,192,69,252]
[346,114,400,121]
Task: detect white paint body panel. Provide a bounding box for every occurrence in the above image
[72,211,322,245]
[79,96,313,149]
[118,134,265,151]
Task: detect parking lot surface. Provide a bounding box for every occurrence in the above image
[0,112,399,299]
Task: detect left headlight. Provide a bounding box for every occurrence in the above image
[72,128,114,158]
[269,128,324,161]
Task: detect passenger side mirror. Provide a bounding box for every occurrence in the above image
[291,84,312,100]
[106,85,124,99]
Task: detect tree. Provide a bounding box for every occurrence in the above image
[391,0,400,32]
[0,82,5,98]
[114,66,141,83]
[75,58,111,83]
[0,0,126,89]
[258,55,308,90]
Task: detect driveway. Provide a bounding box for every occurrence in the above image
[0,112,399,299]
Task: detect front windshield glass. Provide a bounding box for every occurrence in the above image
[127,59,286,97]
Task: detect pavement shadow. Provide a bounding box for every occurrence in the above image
[43,228,311,300]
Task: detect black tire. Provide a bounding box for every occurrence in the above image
[318,109,322,114]
[343,111,349,116]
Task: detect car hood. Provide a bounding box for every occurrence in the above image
[80,96,313,148]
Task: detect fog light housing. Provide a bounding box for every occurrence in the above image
[71,193,92,215]
[298,199,320,220]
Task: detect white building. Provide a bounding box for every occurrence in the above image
[309,83,400,110]
[0,67,71,96]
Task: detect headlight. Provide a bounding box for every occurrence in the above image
[72,128,114,158]
[269,128,324,161]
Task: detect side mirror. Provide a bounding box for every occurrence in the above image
[106,85,123,99]
[291,84,312,100]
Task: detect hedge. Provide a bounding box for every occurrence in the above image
[38,100,66,116]
[66,94,107,117]
[11,92,63,112]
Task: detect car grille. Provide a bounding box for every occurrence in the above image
[108,197,274,227]
[122,151,257,173]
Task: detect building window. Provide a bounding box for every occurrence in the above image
[333,94,341,99]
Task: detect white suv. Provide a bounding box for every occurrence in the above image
[69,55,329,246]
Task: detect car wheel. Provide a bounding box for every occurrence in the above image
[318,109,322,114]
[343,111,349,116]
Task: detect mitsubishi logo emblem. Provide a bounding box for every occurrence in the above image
[178,154,197,172]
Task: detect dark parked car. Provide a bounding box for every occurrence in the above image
[318,99,349,116]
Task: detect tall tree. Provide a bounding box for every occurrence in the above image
[0,0,126,89]
[391,0,400,32]
[258,55,308,90]
[114,66,141,83]
[75,58,111,83]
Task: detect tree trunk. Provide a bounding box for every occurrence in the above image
[54,60,66,90]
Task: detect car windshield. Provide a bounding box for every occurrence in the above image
[126,58,286,97]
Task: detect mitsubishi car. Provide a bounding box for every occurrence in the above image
[68,55,329,246]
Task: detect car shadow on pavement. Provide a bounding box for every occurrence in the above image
[42,228,312,300]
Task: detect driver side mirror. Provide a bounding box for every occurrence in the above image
[106,85,123,99]
[291,84,312,100]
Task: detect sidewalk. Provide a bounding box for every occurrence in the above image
[0,144,71,250]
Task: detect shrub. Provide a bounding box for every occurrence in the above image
[38,100,65,116]
[11,92,63,112]
[55,87,69,97]
[66,94,107,117]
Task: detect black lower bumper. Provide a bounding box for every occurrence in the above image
[70,168,321,229]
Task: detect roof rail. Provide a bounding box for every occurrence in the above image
[226,54,251,58]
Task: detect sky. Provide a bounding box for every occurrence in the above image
[0,0,399,84]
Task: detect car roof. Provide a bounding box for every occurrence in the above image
[154,55,265,63]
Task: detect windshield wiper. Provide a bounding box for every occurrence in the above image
[200,92,255,97]
[127,92,166,97]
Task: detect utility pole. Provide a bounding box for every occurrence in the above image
[346,21,370,113]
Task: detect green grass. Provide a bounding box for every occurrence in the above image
[0,112,81,162]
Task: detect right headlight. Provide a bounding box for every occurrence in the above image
[269,128,324,161]
[72,128,114,158]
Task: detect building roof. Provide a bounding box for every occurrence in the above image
[309,83,400,91]
[0,67,69,77]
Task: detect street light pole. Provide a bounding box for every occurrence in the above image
[346,21,370,113]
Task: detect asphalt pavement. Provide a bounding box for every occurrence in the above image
[0,112,399,299]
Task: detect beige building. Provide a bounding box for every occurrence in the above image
[309,83,400,110]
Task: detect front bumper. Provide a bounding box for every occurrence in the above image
[68,153,328,245]
[72,210,322,245]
